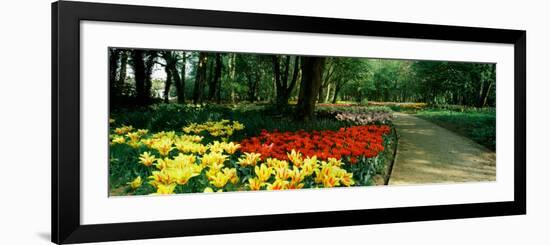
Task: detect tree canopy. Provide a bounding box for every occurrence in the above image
[109,48,496,119]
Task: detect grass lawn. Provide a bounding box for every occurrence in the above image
[415,109,496,151]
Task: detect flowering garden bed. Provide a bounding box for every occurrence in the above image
[109,106,397,196]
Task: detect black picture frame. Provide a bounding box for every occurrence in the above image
[52,1,526,244]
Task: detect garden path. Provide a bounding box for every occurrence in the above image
[388,113,496,185]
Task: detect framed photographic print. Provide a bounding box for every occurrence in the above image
[52,1,526,244]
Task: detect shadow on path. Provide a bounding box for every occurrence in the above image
[389,113,496,185]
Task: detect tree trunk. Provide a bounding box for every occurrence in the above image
[478,81,493,107]
[296,57,325,121]
[109,49,120,98]
[206,55,215,99]
[209,54,222,101]
[324,83,332,103]
[163,51,185,104]
[117,50,127,94]
[143,51,157,103]
[331,83,341,104]
[130,50,147,105]
[229,54,236,104]
[163,64,172,103]
[273,55,300,108]
[193,52,208,104]
[176,52,186,104]
[247,75,256,102]
[318,59,334,103]
[317,86,324,104]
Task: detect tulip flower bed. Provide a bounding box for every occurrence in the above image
[316,106,393,125]
[109,107,396,196]
[239,125,390,162]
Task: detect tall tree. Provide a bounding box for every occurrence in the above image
[176,51,186,104]
[160,52,172,103]
[330,58,365,104]
[193,52,208,104]
[272,55,300,107]
[208,54,223,102]
[130,50,147,104]
[130,49,157,105]
[228,53,237,103]
[161,51,186,104]
[318,58,336,103]
[117,50,128,92]
[296,57,325,121]
[143,51,157,102]
[236,54,268,102]
[477,64,495,107]
[109,49,120,98]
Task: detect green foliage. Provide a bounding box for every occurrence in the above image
[416,108,496,150]
[109,47,496,110]
[110,103,355,142]
[109,104,397,195]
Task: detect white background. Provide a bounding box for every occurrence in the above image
[80,21,514,224]
[1,0,548,244]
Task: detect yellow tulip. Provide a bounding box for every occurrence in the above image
[127,176,142,189]
[175,141,206,154]
[287,149,303,167]
[288,181,304,189]
[314,164,341,188]
[274,167,291,180]
[238,152,262,167]
[114,125,133,135]
[165,167,199,185]
[209,172,229,188]
[182,123,197,134]
[322,175,339,188]
[154,158,169,170]
[140,138,157,148]
[206,167,220,181]
[152,139,174,156]
[203,187,223,193]
[225,128,234,136]
[300,159,318,177]
[200,152,227,168]
[266,179,289,191]
[247,177,263,191]
[222,168,239,184]
[155,183,176,194]
[302,156,317,169]
[170,153,197,169]
[266,158,288,169]
[137,129,149,136]
[182,120,244,138]
[208,141,225,153]
[255,164,273,182]
[339,170,355,187]
[288,168,304,184]
[126,132,140,142]
[232,121,245,130]
[138,151,156,167]
[148,170,172,186]
[111,136,125,144]
[128,141,141,148]
[223,142,241,154]
[326,158,342,167]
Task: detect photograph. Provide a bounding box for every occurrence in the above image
[108,48,497,196]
